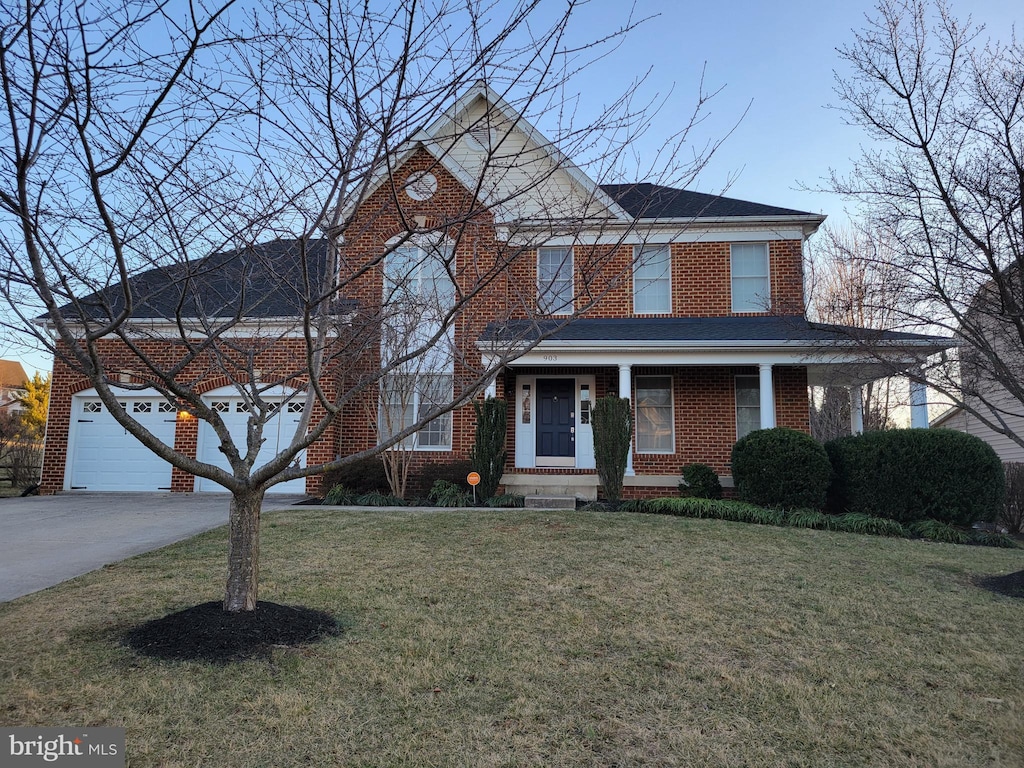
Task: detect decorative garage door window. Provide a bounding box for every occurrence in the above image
[68,396,175,491]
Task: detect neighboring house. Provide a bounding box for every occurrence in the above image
[39,83,954,497]
[929,274,1024,463]
[0,360,28,414]
[931,405,1024,463]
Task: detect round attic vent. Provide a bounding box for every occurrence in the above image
[404,171,437,201]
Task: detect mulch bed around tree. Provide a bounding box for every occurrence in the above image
[976,570,1024,599]
[123,601,341,663]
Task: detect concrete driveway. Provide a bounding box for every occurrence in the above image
[0,492,306,602]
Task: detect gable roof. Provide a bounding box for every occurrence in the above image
[350,81,629,222]
[52,239,346,323]
[0,360,28,388]
[600,183,822,221]
[347,83,827,231]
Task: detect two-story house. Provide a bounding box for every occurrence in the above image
[39,83,952,497]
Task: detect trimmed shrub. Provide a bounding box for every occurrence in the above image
[321,456,390,495]
[826,429,1005,525]
[592,396,632,502]
[428,479,471,507]
[1000,462,1024,534]
[731,427,831,510]
[679,463,723,499]
[469,398,507,501]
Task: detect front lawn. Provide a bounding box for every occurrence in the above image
[1,508,1022,766]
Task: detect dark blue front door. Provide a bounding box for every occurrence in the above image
[536,379,575,459]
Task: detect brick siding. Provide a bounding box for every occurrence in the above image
[43,147,814,496]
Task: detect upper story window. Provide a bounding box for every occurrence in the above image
[633,245,671,314]
[538,247,573,315]
[735,375,761,439]
[635,375,674,453]
[381,240,456,367]
[731,243,770,313]
[384,243,455,311]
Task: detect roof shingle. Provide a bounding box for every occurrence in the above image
[600,183,820,220]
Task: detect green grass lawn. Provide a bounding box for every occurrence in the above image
[2,508,1022,767]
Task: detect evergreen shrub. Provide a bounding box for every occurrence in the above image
[321,456,390,495]
[592,396,632,502]
[468,397,507,501]
[679,463,723,499]
[731,427,831,509]
[825,429,1004,525]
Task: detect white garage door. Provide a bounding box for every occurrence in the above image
[196,396,307,494]
[68,397,177,491]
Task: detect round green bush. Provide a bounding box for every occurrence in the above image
[825,428,1004,526]
[731,427,831,509]
[679,463,723,499]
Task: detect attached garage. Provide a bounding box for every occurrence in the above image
[66,391,177,491]
[195,388,307,494]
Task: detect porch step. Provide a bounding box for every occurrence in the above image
[524,494,577,510]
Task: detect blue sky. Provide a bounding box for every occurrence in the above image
[6,0,1018,376]
[566,0,1018,219]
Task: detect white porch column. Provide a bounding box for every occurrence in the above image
[484,376,497,399]
[849,385,864,435]
[758,363,776,429]
[619,363,634,476]
[910,372,929,428]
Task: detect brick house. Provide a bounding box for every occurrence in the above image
[40,83,952,497]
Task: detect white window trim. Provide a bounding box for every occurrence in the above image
[730,242,771,313]
[735,375,761,440]
[635,375,675,454]
[633,245,672,315]
[537,246,574,316]
[379,373,454,452]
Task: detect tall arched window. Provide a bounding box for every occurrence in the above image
[378,236,456,450]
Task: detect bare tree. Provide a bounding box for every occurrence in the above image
[0,0,728,612]
[830,0,1024,446]
[806,225,909,439]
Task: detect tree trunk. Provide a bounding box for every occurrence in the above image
[224,487,265,612]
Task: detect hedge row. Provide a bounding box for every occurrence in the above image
[825,429,1005,525]
[730,427,1005,527]
[619,496,1018,548]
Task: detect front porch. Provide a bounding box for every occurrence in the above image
[480,316,953,501]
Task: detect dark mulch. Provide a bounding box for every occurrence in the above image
[976,570,1024,599]
[123,601,341,663]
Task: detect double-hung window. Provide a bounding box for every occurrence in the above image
[735,376,761,439]
[633,245,671,314]
[379,373,453,450]
[538,247,573,315]
[730,243,770,312]
[635,376,674,453]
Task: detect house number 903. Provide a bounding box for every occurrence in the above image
[542,354,558,361]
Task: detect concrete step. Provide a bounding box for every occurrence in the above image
[524,494,577,510]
